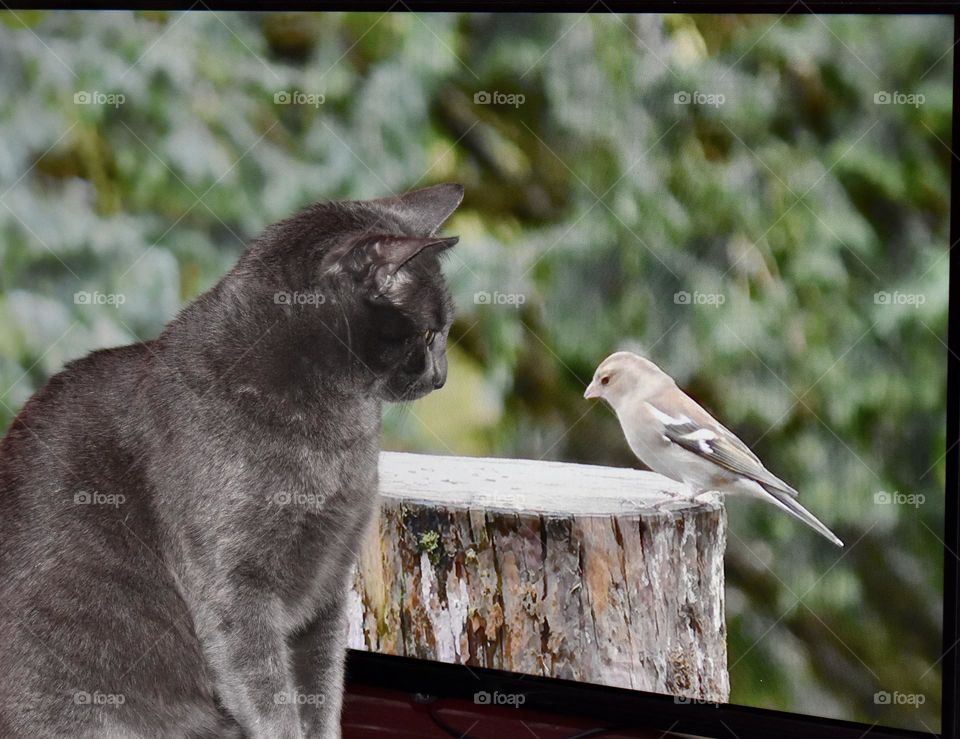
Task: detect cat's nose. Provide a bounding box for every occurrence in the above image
[433,371,446,389]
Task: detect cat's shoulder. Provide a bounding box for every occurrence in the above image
[4,341,155,437]
[38,341,155,400]
[61,341,153,375]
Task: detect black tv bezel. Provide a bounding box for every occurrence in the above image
[5,2,958,737]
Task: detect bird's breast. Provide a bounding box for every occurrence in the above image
[619,415,675,474]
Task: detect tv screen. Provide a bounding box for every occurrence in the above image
[0,6,954,738]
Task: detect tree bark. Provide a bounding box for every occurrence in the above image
[347,452,729,703]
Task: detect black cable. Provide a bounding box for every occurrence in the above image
[427,704,483,739]
[563,727,631,738]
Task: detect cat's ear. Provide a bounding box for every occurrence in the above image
[322,234,458,296]
[372,183,464,235]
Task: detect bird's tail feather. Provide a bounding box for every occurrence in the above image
[762,485,844,547]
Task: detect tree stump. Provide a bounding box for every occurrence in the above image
[347,452,729,703]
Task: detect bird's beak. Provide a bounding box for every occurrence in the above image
[583,381,601,400]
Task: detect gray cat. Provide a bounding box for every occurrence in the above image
[0,184,464,738]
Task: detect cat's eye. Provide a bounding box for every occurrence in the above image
[424,329,436,347]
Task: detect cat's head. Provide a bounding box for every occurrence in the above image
[224,184,464,405]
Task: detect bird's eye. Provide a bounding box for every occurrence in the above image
[600,375,610,386]
[424,329,436,347]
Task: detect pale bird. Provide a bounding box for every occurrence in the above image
[584,351,843,547]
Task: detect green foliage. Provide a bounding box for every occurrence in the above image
[0,10,950,731]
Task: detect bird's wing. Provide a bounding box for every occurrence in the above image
[645,395,799,498]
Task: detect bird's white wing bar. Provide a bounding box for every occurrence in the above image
[678,427,717,454]
[646,405,692,427]
[645,401,799,498]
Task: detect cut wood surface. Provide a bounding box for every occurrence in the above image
[347,452,729,703]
